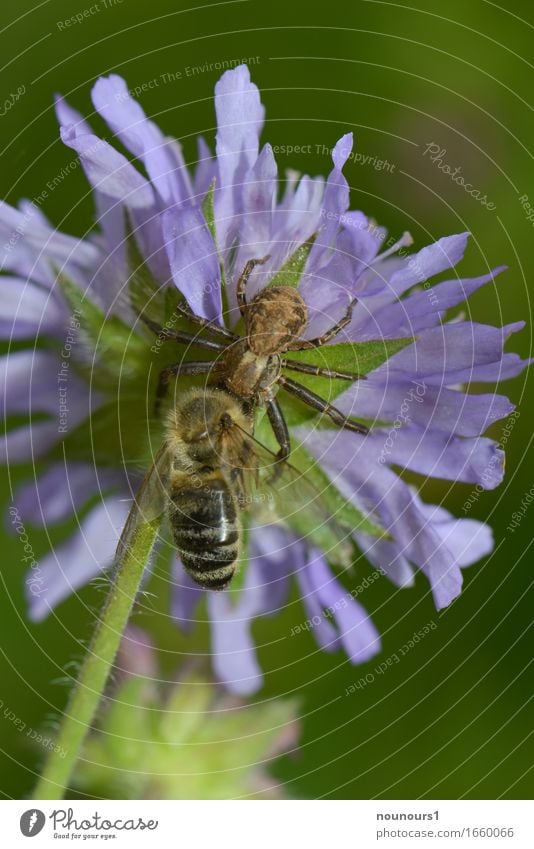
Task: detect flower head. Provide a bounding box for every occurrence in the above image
[2,65,529,694]
[74,627,299,799]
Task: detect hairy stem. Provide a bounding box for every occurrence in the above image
[33,517,161,800]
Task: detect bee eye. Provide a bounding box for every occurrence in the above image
[219,413,233,431]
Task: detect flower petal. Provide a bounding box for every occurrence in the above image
[375,232,470,302]
[273,173,325,249]
[338,376,514,437]
[194,136,217,196]
[171,558,204,633]
[59,122,172,282]
[0,421,61,463]
[355,267,506,339]
[301,217,383,336]
[296,560,340,651]
[13,462,119,526]
[0,276,64,339]
[303,430,475,610]
[162,206,222,321]
[91,74,192,206]
[300,554,381,662]
[233,144,278,294]
[27,497,128,622]
[54,93,92,135]
[214,65,265,251]
[353,534,415,588]
[416,498,494,568]
[249,522,293,611]
[207,563,265,696]
[55,94,129,276]
[207,524,294,695]
[383,321,528,384]
[0,199,100,272]
[1,350,90,415]
[371,425,505,489]
[59,125,155,210]
[306,133,353,273]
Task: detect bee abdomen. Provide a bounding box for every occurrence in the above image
[170,483,239,590]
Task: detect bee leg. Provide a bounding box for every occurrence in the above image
[139,316,229,352]
[155,361,215,414]
[282,358,366,382]
[278,375,369,435]
[236,256,270,317]
[266,397,291,482]
[284,297,358,350]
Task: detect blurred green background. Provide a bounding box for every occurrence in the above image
[0,0,532,799]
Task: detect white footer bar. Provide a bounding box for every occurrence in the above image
[3,799,533,848]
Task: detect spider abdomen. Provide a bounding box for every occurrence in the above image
[247,286,308,355]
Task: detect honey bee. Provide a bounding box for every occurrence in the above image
[117,387,253,589]
[117,386,353,590]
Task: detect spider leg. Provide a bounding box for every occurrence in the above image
[285,297,358,350]
[155,361,215,413]
[264,397,291,483]
[266,397,291,460]
[173,303,238,341]
[236,256,270,317]
[279,375,369,435]
[282,358,366,382]
[140,316,227,353]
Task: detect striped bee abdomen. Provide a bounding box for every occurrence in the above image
[170,481,239,590]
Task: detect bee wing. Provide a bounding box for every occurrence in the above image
[227,426,355,564]
[116,442,172,562]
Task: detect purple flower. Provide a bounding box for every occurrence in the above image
[1,66,529,695]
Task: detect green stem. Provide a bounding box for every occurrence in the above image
[33,517,161,800]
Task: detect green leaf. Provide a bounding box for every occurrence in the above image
[125,221,192,329]
[58,273,142,356]
[202,179,232,322]
[202,179,217,242]
[57,272,149,392]
[126,223,167,324]
[57,271,105,341]
[255,417,386,549]
[288,336,414,375]
[52,398,163,467]
[266,233,317,289]
[285,443,386,546]
[281,337,415,427]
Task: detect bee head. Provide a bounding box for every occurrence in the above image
[173,389,242,446]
